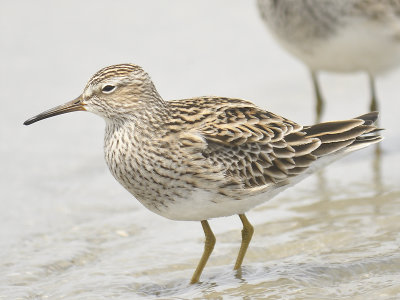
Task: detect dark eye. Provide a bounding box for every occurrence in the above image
[102,85,116,93]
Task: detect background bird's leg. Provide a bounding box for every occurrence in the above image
[369,73,378,112]
[311,70,324,123]
[190,220,216,284]
[234,214,254,270]
[367,73,382,192]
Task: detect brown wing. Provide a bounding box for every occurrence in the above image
[353,0,400,19]
[168,97,381,192]
[199,106,321,189]
[199,107,381,190]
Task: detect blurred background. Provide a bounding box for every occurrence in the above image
[1,0,399,299]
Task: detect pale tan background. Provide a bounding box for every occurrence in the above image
[1,0,399,299]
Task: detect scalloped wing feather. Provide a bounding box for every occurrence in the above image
[169,98,381,197]
[197,104,382,194]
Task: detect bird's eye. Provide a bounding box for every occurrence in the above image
[102,85,116,93]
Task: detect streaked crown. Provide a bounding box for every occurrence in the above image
[85,63,146,88]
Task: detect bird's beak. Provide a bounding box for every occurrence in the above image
[23,95,86,125]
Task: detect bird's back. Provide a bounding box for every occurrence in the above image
[167,97,381,196]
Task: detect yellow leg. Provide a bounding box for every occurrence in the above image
[190,220,216,284]
[234,214,254,270]
[311,70,324,123]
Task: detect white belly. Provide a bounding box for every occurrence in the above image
[280,19,400,74]
[151,150,350,221]
[151,177,301,220]
[151,189,269,221]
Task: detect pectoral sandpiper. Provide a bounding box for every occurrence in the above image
[257,0,400,120]
[24,64,382,283]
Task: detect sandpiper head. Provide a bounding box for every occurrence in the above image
[24,63,160,125]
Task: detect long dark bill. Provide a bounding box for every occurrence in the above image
[23,96,85,125]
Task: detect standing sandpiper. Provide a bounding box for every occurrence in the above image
[24,64,382,283]
[257,0,400,120]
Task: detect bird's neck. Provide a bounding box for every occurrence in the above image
[105,95,171,140]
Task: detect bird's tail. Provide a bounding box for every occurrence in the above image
[303,111,382,158]
[239,112,382,198]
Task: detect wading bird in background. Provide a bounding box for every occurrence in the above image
[257,0,400,121]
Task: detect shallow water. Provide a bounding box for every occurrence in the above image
[1,1,400,299]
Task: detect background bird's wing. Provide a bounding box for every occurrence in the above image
[354,0,400,20]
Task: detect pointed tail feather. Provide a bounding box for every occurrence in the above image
[304,111,383,157]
